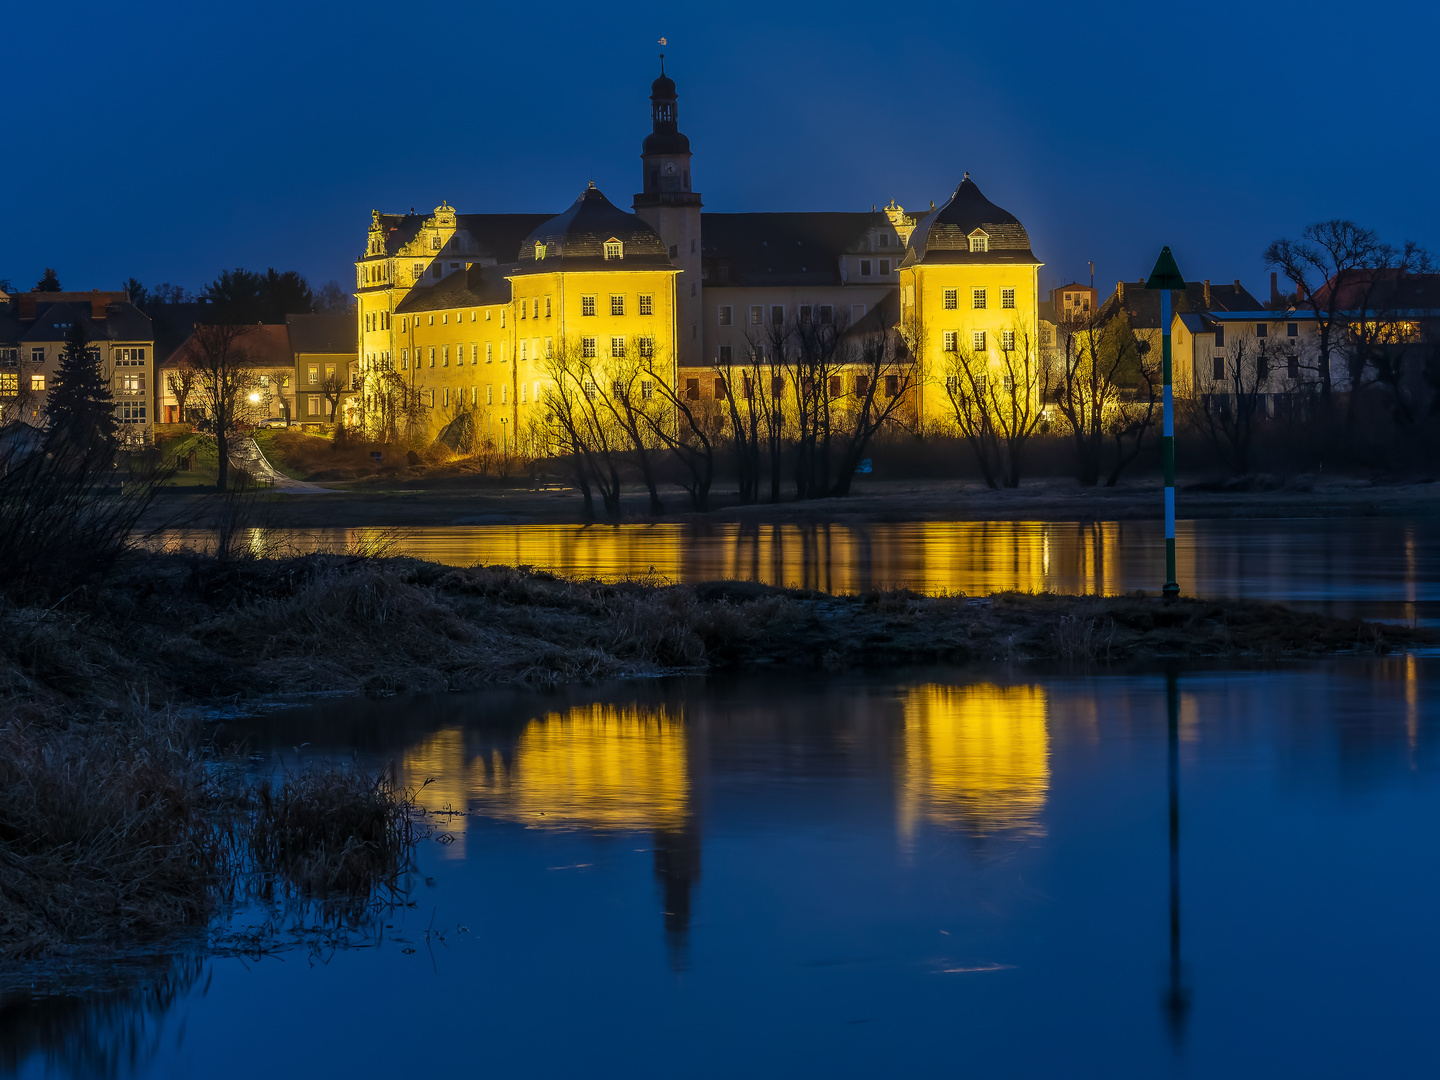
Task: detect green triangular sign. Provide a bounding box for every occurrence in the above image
[1144,246,1186,290]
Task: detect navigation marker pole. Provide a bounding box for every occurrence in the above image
[1145,248,1186,598]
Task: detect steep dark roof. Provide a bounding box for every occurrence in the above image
[14,300,152,342]
[394,263,515,313]
[165,324,292,369]
[371,212,553,261]
[1098,280,1265,330]
[901,176,1039,267]
[286,313,357,355]
[512,187,672,275]
[701,212,887,287]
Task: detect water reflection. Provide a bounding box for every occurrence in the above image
[154,517,1440,620]
[898,683,1050,841]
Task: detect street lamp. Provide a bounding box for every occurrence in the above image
[1144,248,1186,598]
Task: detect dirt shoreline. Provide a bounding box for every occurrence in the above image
[141,475,1440,530]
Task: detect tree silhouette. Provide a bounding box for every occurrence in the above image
[33,268,62,292]
[46,321,116,463]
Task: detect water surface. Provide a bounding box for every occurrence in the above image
[9,660,1439,1078]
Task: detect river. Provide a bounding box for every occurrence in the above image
[7,660,1439,1078]
[155,516,1438,622]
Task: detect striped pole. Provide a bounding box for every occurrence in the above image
[1161,288,1178,597]
[1145,247,1185,599]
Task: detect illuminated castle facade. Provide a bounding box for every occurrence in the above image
[352,62,1042,444]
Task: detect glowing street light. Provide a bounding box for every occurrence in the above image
[248,392,261,403]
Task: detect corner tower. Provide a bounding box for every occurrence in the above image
[634,56,702,368]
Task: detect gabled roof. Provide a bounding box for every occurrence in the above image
[394,263,515,314]
[901,176,1039,268]
[15,300,153,343]
[165,324,292,369]
[286,313,357,355]
[1313,270,1440,315]
[700,211,889,287]
[512,186,673,275]
[369,212,554,261]
[1099,280,1264,330]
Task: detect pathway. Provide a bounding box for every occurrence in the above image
[228,436,333,494]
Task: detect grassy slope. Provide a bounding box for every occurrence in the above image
[1,553,1430,722]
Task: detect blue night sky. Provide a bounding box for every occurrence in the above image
[5,0,1437,299]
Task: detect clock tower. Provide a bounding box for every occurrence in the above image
[634,56,702,369]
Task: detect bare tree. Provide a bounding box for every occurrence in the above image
[827,312,916,496]
[1050,308,1155,486]
[318,368,349,431]
[182,323,263,491]
[640,353,720,511]
[541,337,625,520]
[0,346,40,427]
[165,364,199,426]
[986,325,1051,488]
[714,351,763,505]
[1182,332,1271,475]
[940,341,1004,488]
[600,345,668,515]
[789,310,846,500]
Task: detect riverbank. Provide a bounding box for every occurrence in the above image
[3,551,1432,723]
[140,474,1440,530]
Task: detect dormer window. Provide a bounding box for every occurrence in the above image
[604,239,623,260]
[969,231,989,253]
[535,242,547,261]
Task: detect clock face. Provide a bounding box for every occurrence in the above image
[663,161,677,175]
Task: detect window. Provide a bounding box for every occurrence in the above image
[487,385,493,405]
[518,304,525,321]
[520,383,527,403]
[428,347,436,367]
[308,394,322,414]
[972,288,987,309]
[485,342,493,363]
[1214,326,1225,348]
[431,235,441,250]
[879,233,890,247]
[885,374,899,397]
[31,348,44,364]
[879,260,890,276]
[1257,354,1269,382]
[471,344,478,364]
[604,240,623,260]
[943,289,957,310]
[31,374,45,392]
[413,263,423,277]
[829,375,843,397]
[771,376,785,396]
[611,336,626,358]
[535,242,547,260]
[851,304,866,323]
[611,294,625,316]
[800,305,812,324]
[685,378,699,400]
[581,295,596,316]
[975,374,987,395]
[855,375,870,396]
[969,234,988,253]
[501,385,508,404]
[860,259,872,276]
[582,337,597,359]
[750,306,763,326]
[0,372,16,396]
[442,345,449,366]
[1287,322,1298,338]
[641,380,654,401]
[518,340,526,362]
[545,338,553,359]
[545,297,552,317]
[443,387,451,407]
[669,244,678,258]
[718,305,732,326]
[638,337,655,358]
[1256,323,1268,338]
[431,265,441,279]
[1001,288,1015,310]
[820,305,833,325]
[1002,329,1015,351]
[1288,355,1300,379]
[771,305,784,325]
[972,331,987,351]
[714,377,727,400]
[719,345,732,364]
[308,365,319,384]
[1041,327,1053,345]
[638,294,653,316]
[583,378,598,400]
[1002,375,1015,393]
[1213,357,1225,380]
[943,331,958,352]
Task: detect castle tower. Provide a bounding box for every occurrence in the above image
[633,56,702,368]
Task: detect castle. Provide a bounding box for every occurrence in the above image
[352,60,1043,445]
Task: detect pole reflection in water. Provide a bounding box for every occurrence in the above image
[1163,670,1191,1042]
[400,702,700,966]
[898,683,1050,842]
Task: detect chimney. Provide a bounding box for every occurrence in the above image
[1233,279,1241,294]
[1270,272,1280,305]
[1203,279,1212,308]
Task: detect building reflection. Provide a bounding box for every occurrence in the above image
[897,683,1050,840]
[400,702,701,967]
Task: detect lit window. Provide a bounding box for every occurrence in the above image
[943,331,958,352]
[1002,330,1015,351]
[972,331,987,351]
[487,385,493,405]
[750,306,763,326]
[611,295,625,316]
[718,306,732,326]
[485,343,493,363]
[582,337,597,358]
[638,294,653,316]
[973,288,987,309]
[638,337,654,358]
[545,338,553,359]
[31,374,45,392]
[969,233,988,253]
[535,242,546,260]
[611,336,626,358]
[943,289,957,310]
[1001,288,1015,309]
[604,239,623,260]
[431,235,441,250]
[581,296,596,316]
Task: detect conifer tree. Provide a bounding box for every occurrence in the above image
[46,320,116,461]
[33,268,62,292]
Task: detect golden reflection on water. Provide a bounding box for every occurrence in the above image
[166,520,1158,597]
[400,703,690,848]
[898,683,1051,840]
